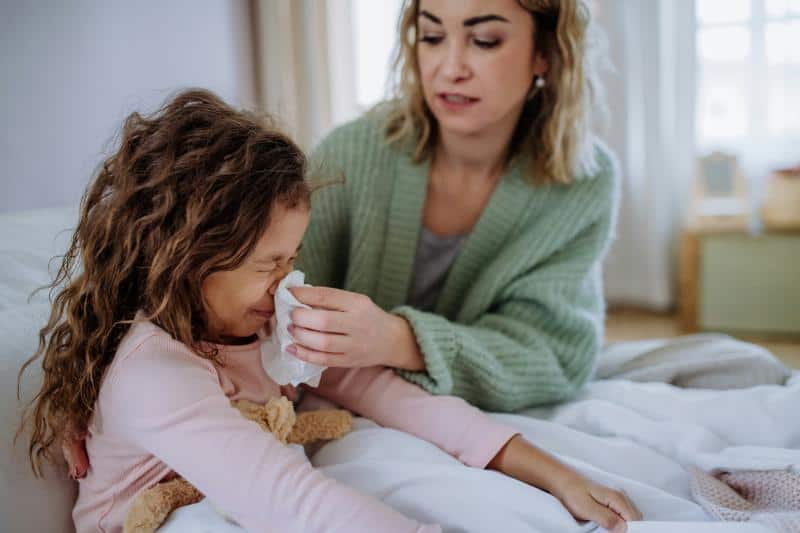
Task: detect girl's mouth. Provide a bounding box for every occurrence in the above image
[251,309,274,319]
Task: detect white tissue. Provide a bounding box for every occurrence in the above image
[258,270,326,387]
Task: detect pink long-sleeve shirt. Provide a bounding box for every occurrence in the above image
[72,318,518,533]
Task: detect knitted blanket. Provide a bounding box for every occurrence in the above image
[690,467,800,532]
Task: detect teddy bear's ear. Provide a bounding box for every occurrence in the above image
[288,409,353,445]
[232,397,297,444]
[262,397,297,443]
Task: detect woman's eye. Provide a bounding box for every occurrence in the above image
[474,38,500,49]
[420,35,444,45]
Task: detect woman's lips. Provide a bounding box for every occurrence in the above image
[437,92,479,111]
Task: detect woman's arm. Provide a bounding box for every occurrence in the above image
[290,207,614,412]
[107,344,439,533]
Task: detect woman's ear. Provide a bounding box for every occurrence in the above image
[533,53,550,77]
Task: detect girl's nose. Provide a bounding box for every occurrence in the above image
[267,265,293,296]
[267,280,279,296]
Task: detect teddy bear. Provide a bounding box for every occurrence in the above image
[123,396,353,533]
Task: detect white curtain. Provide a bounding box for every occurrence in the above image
[249,0,360,150]
[250,0,701,311]
[596,0,697,310]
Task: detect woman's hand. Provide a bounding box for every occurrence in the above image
[488,435,641,532]
[287,287,425,370]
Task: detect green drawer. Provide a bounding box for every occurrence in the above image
[699,234,800,336]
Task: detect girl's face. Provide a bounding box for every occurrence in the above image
[202,203,310,342]
[416,0,547,138]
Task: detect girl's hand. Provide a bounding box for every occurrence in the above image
[488,435,642,532]
[279,384,301,403]
[62,426,89,480]
[287,287,424,370]
[551,474,641,533]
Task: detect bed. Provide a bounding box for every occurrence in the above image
[1,206,797,533]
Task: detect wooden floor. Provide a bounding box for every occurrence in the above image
[605,309,800,369]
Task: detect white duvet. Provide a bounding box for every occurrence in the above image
[159,369,797,533]
[2,207,797,533]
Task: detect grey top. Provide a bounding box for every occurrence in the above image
[407,226,468,311]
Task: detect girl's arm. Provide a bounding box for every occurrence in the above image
[487,435,642,532]
[313,366,519,469]
[106,342,439,533]
[314,367,641,531]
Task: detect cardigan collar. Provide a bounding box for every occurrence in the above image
[375,149,535,318]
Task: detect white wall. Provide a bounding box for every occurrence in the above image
[0,0,256,213]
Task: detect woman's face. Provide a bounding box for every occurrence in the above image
[202,203,310,342]
[416,0,546,138]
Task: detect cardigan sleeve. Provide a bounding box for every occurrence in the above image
[393,153,620,412]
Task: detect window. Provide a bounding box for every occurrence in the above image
[352,0,404,110]
[696,0,800,174]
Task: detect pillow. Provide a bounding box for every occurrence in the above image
[0,207,79,533]
[1,303,77,533]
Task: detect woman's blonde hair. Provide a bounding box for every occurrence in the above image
[384,0,607,185]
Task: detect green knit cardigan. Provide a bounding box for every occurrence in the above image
[297,111,619,412]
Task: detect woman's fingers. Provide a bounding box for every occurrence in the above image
[290,308,349,334]
[287,341,345,367]
[289,324,347,354]
[289,286,357,311]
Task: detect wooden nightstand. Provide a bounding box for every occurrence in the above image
[679,229,800,337]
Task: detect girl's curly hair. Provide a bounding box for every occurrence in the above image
[17,89,311,476]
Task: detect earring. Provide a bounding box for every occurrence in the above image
[527,75,546,100]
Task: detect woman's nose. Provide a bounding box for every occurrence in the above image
[441,42,470,81]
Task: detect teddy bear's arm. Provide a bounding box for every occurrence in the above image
[288,410,353,445]
[123,477,203,533]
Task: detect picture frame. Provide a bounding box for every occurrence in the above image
[688,151,751,231]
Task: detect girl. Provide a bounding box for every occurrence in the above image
[19,90,639,532]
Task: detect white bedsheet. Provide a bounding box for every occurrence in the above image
[1,207,796,533]
[159,370,797,533]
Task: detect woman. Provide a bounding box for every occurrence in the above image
[290,0,616,411]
